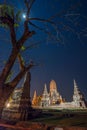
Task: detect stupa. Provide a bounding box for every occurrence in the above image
[2,72,33,121]
[73,80,87,108]
[32,90,37,106]
[40,84,50,107]
[50,80,63,104]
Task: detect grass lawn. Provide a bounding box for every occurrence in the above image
[29,109,87,127]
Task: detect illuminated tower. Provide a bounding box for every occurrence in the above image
[41,84,50,107]
[50,80,62,104]
[2,71,32,121]
[32,90,37,106]
[19,71,32,120]
[73,80,87,108]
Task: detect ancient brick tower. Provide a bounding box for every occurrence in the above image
[49,80,63,104]
[73,80,87,108]
[41,84,50,107]
[32,90,37,106]
[19,71,32,120]
[2,71,33,121]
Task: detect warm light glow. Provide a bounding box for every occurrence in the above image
[6,103,10,108]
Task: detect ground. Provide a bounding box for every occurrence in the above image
[30,108,87,127]
[0,109,87,130]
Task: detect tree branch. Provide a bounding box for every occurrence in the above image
[17,53,25,70]
[24,0,35,16]
[0,29,35,86]
[6,62,34,88]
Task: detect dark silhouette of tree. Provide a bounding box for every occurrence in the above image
[0,0,35,107]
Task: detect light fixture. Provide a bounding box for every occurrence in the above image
[6,103,10,108]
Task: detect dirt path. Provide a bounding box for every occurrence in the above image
[0,123,32,130]
[0,122,87,130]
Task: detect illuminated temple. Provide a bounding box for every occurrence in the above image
[1,76,87,121]
[32,80,87,109]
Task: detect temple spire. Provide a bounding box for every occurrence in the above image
[33,90,37,99]
[2,71,32,121]
[41,84,50,107]
[43,83,48,95]
[32,90,37,106]
[73,80,87,108]
[21,71,31,100]
[74,79,77,87]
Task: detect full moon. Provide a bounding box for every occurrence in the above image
[22,14,26,19]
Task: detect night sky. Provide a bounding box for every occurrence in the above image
[0,0,87,101]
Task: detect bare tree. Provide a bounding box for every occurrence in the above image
[0,0,35,107]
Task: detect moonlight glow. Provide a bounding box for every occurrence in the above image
[22,13,26,19]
